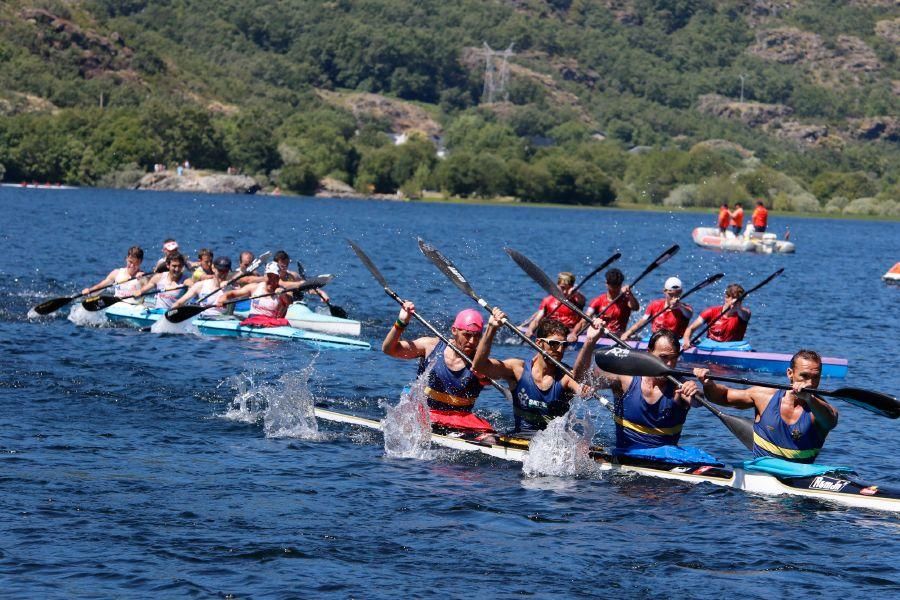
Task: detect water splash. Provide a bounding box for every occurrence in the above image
[380,371,432,460]
[67,303,110,327]
[522,397,603,478]
[220,373,268,423]
[263,367,322,440]
[150,316,199,335]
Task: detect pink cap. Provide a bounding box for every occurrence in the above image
[452,308,484,332]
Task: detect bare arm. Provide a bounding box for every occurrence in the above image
[472,307,519,385]
[797,387,839,434]
[381,301,436,359]
[681,315,705,350]
[693,368,758,409]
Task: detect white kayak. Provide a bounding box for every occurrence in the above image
[234,301,361,336]
[692,227,795,254]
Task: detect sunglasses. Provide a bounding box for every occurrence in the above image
[537,338,569,350]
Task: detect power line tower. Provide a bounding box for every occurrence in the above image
[482,42,515,103]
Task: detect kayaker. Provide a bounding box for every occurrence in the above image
[134,252,190,309]
[239,251,259,275]
[730,202,744,235]
[593,329,713,463]
[717,203,730,235]
[472,307,601,435]
[81,246,145,300]
[693,350,838,464]
[153,239,184,273]
[522,272,586,339]
[171,256,235,316]
[575,268,639,341]
[382,302,495,434]
[681,284,750,351]
[219,261,309,326]
[191,248,215,282]
[752,201,768,233]
[622,276,692,340]
[274,250,330,305]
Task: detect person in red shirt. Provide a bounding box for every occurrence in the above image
[622,276,692,340]
[717,203,730,235]
[575,268,639,341]
[752,200,768,233]
[523,271,586,338]
[730,202,744,235]
[681,283,750,350]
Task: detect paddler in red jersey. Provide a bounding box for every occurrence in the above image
[694,350,838,463]
[574,268,639,341]
[622,276,692,340]
[752,200,768,233]
[681,283,750,351]
[730,202,745,235]
[717,203,730,235]
[522,271,586,339]
[382,302,494,433]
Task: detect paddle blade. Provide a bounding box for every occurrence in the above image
[694,395,755,450]
[830,388,900,419]
[504,247,560,299]
[165,304,206,323]
[300,275,333,291]
[593,347,673,377]
[417,238,479,301]
[32,296,74,315]
[82,294,121,311]
[347,239,389,289]
[327,302,348,319]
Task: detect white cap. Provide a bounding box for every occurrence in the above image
[664,276,682,291]
[265,262,280,276]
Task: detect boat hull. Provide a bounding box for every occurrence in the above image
[884,262,900,284]
[692,227,795,254]
[236,301,362,336]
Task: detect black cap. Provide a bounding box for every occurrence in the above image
[213,256,232,271]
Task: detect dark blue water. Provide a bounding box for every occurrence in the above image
[2,187,898,597]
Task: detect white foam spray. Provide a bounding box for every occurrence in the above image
[380,369,432,460]
[522,396,603,478]
[67,303,110,327]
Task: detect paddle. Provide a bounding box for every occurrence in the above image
[544,252,622,319]
[347,238,512,403]
[505,246,755,449]
[690,268,783,347]
[594,348,900,419]
[297,261,348,319]
[627,272,725,339]
[165,275,333,324]
[591,244,680,323]
[32,274,143,315]
[82,285,190,311]
[164,251,271,323]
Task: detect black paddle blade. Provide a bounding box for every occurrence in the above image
[593,347,673,377]
[417,238,478,300]
[166,304,205,323]
[32,296,75,315]
[327,303,348,319]
[649,244,680,271]
[830,388,900,419]
[504,247,560,299]
[82,295,121,311]
[694,395,755,450]
[347,239,389,289]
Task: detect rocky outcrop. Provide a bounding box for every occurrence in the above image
[769,121,832,146]
[135,171,260,194]
[697,94,792,127]
[846,117,900,142]
[317,90,442,139]
[875,19,900,46]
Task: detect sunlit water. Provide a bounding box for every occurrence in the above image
[1,187,898,597]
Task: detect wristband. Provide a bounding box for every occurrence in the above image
[394,318,408,329]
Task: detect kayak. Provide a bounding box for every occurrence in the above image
[575,337,849,378]
[314,407,900,512]
[884,262,900,284]
[103,303,370,349]
[235,301,362,336]
[692,227,795,254]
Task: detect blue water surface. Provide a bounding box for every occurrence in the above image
[1,187,898,598]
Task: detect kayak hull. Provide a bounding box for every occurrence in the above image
[692,227,795,254]
[236,301,362,336]
[884,262,900,284]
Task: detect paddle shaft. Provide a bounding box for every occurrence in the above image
[196,251,270,305]
[690,268,783,346]
[545,252,621,319]
[629,272,724,339]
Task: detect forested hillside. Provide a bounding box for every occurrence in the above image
[1,0,897,214]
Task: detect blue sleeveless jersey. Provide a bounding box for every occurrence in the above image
[752,389,825,464]
[615,376,688,450]
[417,341,485,411]
[512,360,571,433]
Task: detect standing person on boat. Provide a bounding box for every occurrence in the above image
[171,256,235,316]
[575,268,639,340]
[472,308,601,435]
[717,203,730,236]
[191,249,215,282]
[153,239,185,273]
[681,283,751,351]
[622,277,692,340]
[752,200,769,233]
[81,246,145,300]
[693,350,838,463]
[593,329,711,463]
[730,202,744,236]
[134,252,190,309]
[218,261,310,326]
[522,272,586,338]
[382,302,495,433]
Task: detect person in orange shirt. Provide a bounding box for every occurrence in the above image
[729,202,744,235]
[752,200,768,233]
[717,203,730,236]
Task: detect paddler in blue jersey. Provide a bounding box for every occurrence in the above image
[382,302,494,434]
[694,350,838,464]
[471,307,600,435]
[593,328,713,463]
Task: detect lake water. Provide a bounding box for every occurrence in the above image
[1,187,898,597]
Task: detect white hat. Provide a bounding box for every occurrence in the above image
[664,276,682,291]
[265,262,280,276]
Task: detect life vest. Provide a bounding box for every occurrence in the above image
[752,389,826,464]
[752,205,768,229]
[615,376,688,450]
[416,341,485,411]
[512,359,572,433]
